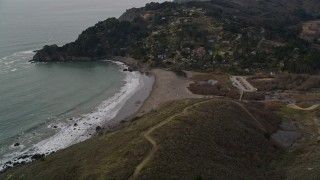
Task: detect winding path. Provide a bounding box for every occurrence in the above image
[287,104,320,111]
[130,99,265,179]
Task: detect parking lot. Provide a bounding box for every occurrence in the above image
[230,76,257,92]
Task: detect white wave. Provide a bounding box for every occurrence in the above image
[0,62,143,172]
[0,50,35,74]
[33,65,141,152]
[3,60,19,65]
[20,50,35,54]
[0,50,35,61]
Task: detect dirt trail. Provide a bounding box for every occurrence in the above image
[130,99,212,179]
[287,104,320,111]
[230,100,266,132]
[130,99,266,179]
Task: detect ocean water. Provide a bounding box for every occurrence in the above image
[0,0,163,171]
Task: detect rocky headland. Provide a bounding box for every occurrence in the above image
[31,0,320,74]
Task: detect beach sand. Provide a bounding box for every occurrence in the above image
[136,69,202,115]
[104,72,154,128]
[103,68,201,129]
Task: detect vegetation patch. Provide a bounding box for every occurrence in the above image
[188,73,239,98]
[243,91,266,101]
[248,74,320,91]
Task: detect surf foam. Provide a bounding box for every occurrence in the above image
[0,61,143,172]
[0,50,34,74]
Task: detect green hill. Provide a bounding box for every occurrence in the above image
[1,98,285,179]
[174,0,320,17]
[32,0,320,73]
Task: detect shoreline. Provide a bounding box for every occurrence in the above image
[100,69,154,129]
[106,56,149,72]
[0,61,150,173]
[98,68,203,129]
[99,68,201,130]
[136,69,202,116]
[0,66,201,173]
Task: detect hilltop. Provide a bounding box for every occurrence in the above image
[32,0,320,74]
[174,0,320,17]
[0,98,285,179]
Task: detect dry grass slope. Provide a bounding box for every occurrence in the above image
[1,98,284,180]
[138,100,283,179]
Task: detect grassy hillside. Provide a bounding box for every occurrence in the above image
[1,98,285,179]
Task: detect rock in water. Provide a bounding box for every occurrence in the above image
[32,45,65,62]
[31,154,45,160]
[96,126,102,132]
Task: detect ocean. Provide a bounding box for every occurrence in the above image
[0,0,161,171]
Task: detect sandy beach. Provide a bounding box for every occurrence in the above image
[101,68,202,130]
[136,69,202,115]
[105,57,203,118]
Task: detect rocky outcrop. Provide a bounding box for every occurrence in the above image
[118,7,144,22]
[31,17,148,62]
[173,0,209,4]
[32,45,92,62]
[32,45,65,62]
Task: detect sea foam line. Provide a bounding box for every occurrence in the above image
[0,61,143,172]
[0,50,35,74]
